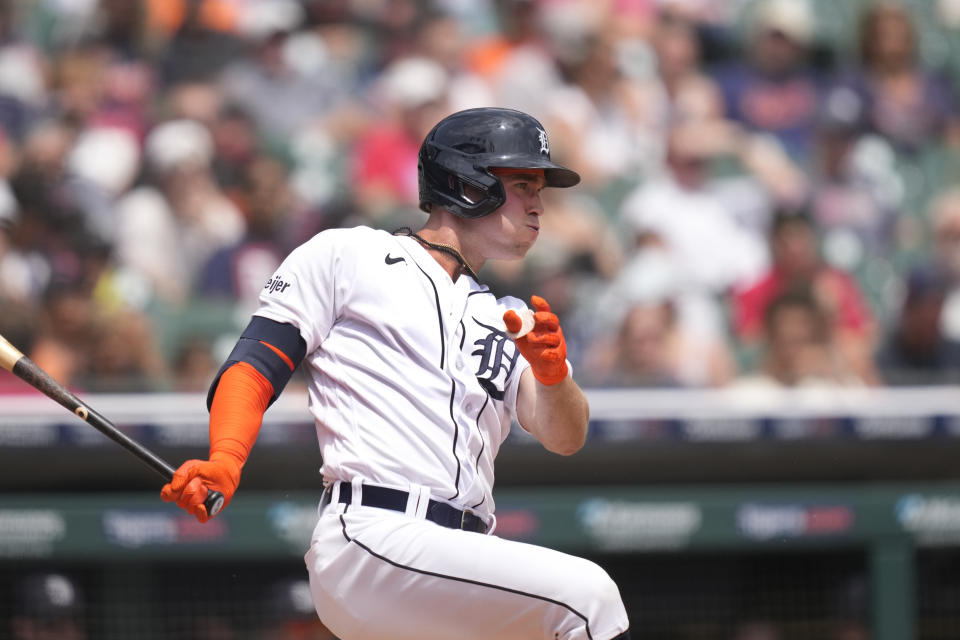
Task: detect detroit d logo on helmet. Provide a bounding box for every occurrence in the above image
[537,128,549,154]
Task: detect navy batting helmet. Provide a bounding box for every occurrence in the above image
[417,107,580,219]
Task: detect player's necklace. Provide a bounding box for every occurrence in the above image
[394,228,480,281]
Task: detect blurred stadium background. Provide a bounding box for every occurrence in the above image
[3,0,960,638]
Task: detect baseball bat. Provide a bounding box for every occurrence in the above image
[0,333,224,517]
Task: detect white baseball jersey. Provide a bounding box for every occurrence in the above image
[254,225,629,640]
[254,225,530,521]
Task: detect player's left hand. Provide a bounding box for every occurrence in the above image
[160,454,241,523]
[503,295,568,386]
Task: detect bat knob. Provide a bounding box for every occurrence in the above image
[204,490,225,517]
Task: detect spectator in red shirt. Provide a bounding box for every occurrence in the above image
[348,56,451,227]
[732,210,880,385]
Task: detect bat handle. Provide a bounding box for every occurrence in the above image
[1,331,229,519]
[204,490,225,517]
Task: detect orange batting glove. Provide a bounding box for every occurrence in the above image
[503,295,569,386]
[160,453,241,523]
[161,361,274,522]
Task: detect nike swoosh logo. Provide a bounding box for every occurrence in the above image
[385,254,406,265]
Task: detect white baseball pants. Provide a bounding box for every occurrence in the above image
[304,485,630,640]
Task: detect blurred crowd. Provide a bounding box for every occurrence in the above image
[2,0,960,393]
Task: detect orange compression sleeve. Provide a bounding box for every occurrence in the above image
[208,361,275,467]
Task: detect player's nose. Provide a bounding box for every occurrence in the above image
[526,194,544,216]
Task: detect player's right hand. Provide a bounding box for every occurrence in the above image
[160,454,241,522]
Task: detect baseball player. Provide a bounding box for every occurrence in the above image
[162,107,632,640]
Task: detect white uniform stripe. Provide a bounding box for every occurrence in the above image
[470,394,490,510]
[411,261,445,369]
[446,379,461,500]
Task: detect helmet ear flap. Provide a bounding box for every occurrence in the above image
[456,177,483,206]
[419,143,506,218]
[454,168,501,205]
[447,170,506,218]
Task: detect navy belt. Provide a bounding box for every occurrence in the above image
[322,483,488,534]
